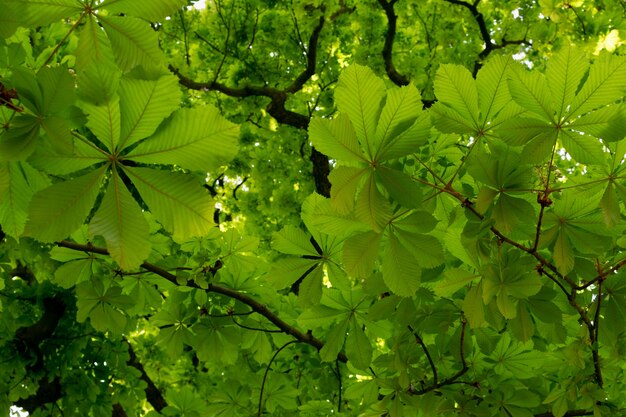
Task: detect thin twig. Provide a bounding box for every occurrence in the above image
[257,340,299,417]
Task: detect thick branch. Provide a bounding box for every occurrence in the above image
[377,0,409,86]
[57,241,347,362]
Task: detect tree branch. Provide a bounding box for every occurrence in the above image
[124,339,168,412]
[443,0,528,76]
[57,240,347,363]
[168,15,332,196]
[377,0,409,86]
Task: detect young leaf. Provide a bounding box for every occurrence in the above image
[89,171,151,270]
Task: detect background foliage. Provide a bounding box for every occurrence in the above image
[2,0,626,416]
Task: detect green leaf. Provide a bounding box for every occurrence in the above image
[124,166,214,242]
[568,54,626,119]
[377,167,422,209]
[99,15,165,72]
[83,96,121,152]
[545,47,589,120]
[382,232,421,296]
[476,55,514,123]
[568,105,626,142]
[345,318,372,370]
[6,0,82,28]
[89,170,151,270]
[38,66,75,116]
[308,113,367,163]
[559,130,604,164]
[374,83,421,159]
[433,268,479,297]
[298,266,324,306]
[507,64,553,122]
[464,284,485,328]
[0,161,50,237]
[117,74,181,150]
[599,182,620,227]
[76,15,115,71]
[301,193,369,237]
[355,171,391,232]
[395,230,444,269]
[319,318,348,362]
[77,59,121,105]
[100,0,186,21]
[29,138,106,175]
[434,64,479,129]
[430,101,475,134]
[343,231,381,278]
[268,257,316,289]
[328,166,367,214]
[510,302,534,342]
[128,107,239,171]
[25,167,106,242]
[273,226,318,256]
[378,111,431,161]
[334,64,386,158]
[76,280,133,334]
[0,114,40,161]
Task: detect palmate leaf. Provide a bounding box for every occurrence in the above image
[89,170,151,270]
[24,167,106,242]
[29,138,106,175]
[334,64,386,158]
[76,279,133,334]
[100,0,187,21]
[99,16,165,72]
[128,107,239,171]
[0,115,40,161]
[117,74,181,150]
[376,110,430,161]
[124,166,214,242]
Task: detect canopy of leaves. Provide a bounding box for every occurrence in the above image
[2,1,626,416]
